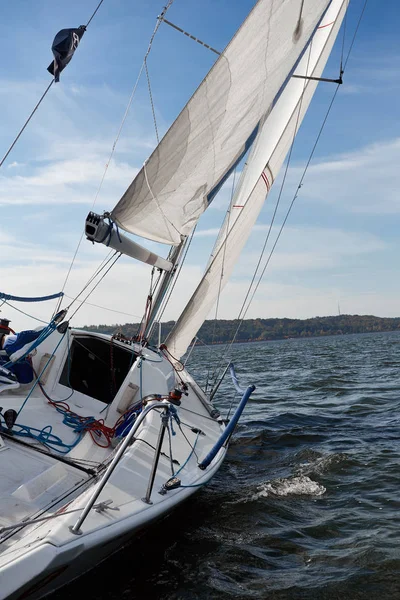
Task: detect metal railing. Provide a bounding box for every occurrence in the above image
[69,364,254,533]
[70,401,172,535]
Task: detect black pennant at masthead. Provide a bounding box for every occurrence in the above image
[47,25,86,82]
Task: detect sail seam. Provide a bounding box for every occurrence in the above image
[214,0,367,367]
[143,161,181,239]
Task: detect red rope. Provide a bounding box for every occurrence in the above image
[34,369,128,448]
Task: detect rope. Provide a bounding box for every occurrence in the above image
[60,0,176,296]
[0,0,106,168]
[161,19,221,55]
[0,82,54,167]
[208,41,313,388]
[205,169,237,393]
[145,58,159,144]
[68,252,121,320]
[155,228,196,325]
[63,294,142,320]
[339,0,349,74]
[343,0,368,71]
[177,421,199,462]
[2,300,51,325]
[174,431,200,476]
[166,422,175,475]
[212,0,368,369]
[86,0,106,27]
[64,250,116,310]
[136,267,162,342]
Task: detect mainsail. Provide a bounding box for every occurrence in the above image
[165,0,348,359]
[111,0,332,245]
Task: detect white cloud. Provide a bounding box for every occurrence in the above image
[214,279,400,322]
[0,155,138,206]
[291,137,400,214]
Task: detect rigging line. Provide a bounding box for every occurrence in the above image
[63,294,142,319]
[205,169,237,394]
[219,42,313,367]
[69,253,122,320]
[155,226,196,324]
[64,250,118,311]
[2,300,49,324]
[0,1,106,169]
[86,0,105,27]
[161,18,221,55]
[177,422,199,462]
[59,237,112,299]
[72,338,112,368]
[210,42,314,383]
[339,0,349,73]
[235,0,369,328]
[194,0,367,368]
[239,88,342,325]
[193,335,222,358]
[0,81,54,168]
[137,267,162,339]
[343,0,368,71]
[145,58,160,144]
[60,0,176,295]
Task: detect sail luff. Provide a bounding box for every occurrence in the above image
[111,0,332,245]
[165,0,348,359]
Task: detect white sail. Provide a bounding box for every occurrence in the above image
[111,0,332,245]
[165,0,348,359]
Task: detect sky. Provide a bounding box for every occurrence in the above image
[1,0,399,332]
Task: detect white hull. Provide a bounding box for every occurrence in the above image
[0,329,235,600]
[4,453,226,600]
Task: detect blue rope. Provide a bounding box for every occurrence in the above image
[0,291,63,303]
[174,431,200,477]
[177,434,211,488]
[114,404,142,438]
[98,215,122,246]
[0,413,82,454]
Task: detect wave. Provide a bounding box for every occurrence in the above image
[252,475,326,499]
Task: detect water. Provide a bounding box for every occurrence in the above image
[55,331,400,599]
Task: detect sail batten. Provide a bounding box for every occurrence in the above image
[165,0,348,359]
[111,0,332,245]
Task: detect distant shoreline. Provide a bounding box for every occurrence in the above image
[85,314,400,346]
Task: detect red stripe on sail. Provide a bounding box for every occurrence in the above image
[261,171,270,191]
[318,20,335,29]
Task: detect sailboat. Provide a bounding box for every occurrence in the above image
[0,0,350,598]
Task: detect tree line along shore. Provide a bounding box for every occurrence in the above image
[85,315,400,346]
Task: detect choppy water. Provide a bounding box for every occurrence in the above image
[55,331,400,599]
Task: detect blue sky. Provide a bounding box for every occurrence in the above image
[1,0,399,331]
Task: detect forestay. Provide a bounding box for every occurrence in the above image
[165,0,348,359]
[111,0,332,245]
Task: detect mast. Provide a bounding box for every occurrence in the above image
[143,236,187,342]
